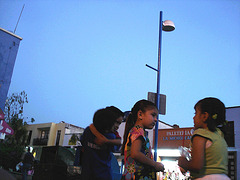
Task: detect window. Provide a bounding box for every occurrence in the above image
[27,131,32,145]
[40,130,49,139]
[224,121,235,147]
[55,130,61,146]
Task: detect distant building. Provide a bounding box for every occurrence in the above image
[26,121,84,147]
[0,27,22,110]
[226,106,240,180]
[26,121,84,160]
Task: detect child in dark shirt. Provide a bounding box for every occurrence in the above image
[80,106,123,180]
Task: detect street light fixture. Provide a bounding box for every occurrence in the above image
[146,11,175,161]
[163,20,175,32]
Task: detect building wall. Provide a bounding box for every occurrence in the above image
[26,122,84,147]
[0,28,22,110]
[27,122,52,145]
[49,123,57,145]
[226,106,240,180]
[226,107,240,149]
[63,124,84,146]
[118,122,125,144]
[53,123,65,146]
[148,121,173,147]
[156,127,194,149]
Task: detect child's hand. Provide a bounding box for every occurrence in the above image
[89,124,109,146]
[154,162,165,172]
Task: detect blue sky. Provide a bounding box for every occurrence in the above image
[0,0,239,128]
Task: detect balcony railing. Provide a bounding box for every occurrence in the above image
[33,138,48,146]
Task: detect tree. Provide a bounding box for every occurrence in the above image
[0,91,35,170]
[4,91,35,144]
[69,134,79,145]
[4,91,34,123]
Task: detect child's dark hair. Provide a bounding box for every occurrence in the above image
[194,97,226,132]
[106,106,124,119]
[121,99,158,154]
[93,108,116,134]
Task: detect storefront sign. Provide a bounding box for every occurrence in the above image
[154,127,194,148]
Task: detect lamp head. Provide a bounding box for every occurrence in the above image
[163,20,175,32]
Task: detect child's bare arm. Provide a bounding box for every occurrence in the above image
[178,136,206,172]
[89,124,108,145]
[89,124,121,146]
[105,138,121,146]
[131,137,164,172]
[94,136,121,146]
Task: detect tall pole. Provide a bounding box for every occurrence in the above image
[14,4,25,33]
[154,11,163,162]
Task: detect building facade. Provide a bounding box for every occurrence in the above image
[26,122,84,148]
[0,27,22,110]
[226,106,240,180]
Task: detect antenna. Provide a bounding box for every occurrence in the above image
[14,4,25,34]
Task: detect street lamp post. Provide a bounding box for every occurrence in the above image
[146,11,175,161]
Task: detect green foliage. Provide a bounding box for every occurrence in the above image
[0,141,24,170]
[0,91,35,170]
[4,91,28,123]
[68,134,79,145]
[7,116,28,145]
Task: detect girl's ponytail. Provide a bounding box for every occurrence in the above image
[121,112,136,155]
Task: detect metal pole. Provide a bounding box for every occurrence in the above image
[154,11,163,162]
[14,4,25,33]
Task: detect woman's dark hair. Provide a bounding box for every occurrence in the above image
[121,99,158,154]
[194,97,226,133]
[106,106,124,119]
[93,108,116,134]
